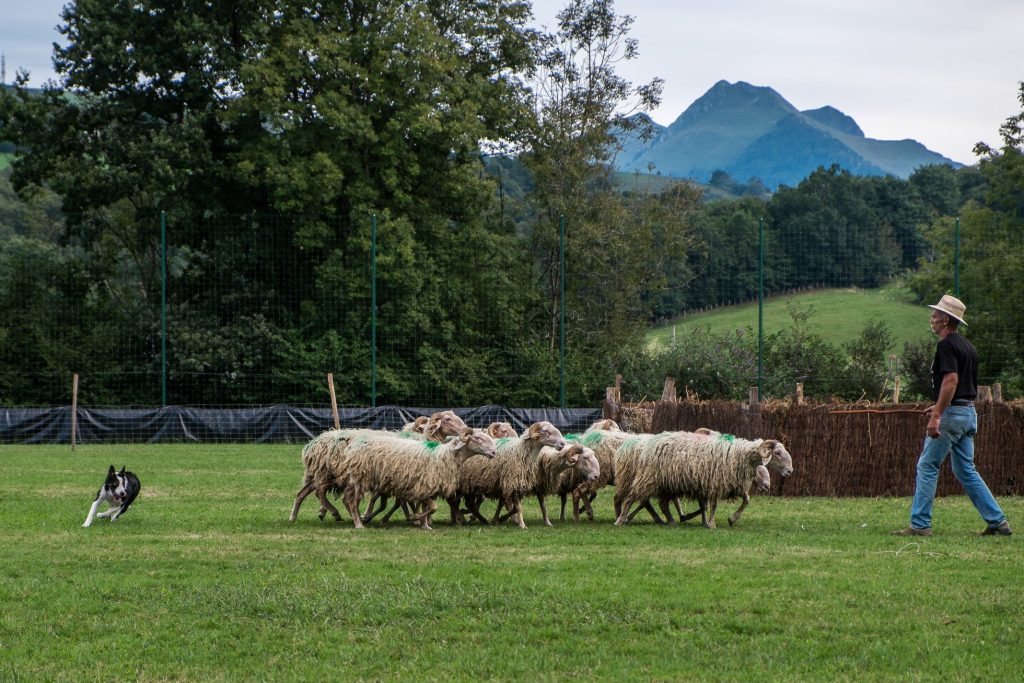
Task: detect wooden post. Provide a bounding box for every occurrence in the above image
[992,383,1003,403]
[748,386,759,408]
[327,373,340,430]
[795,383,804,405]
[70,373,79,452]
[892,375,901,404]
[660,377,677,403]
[978,385,992,404]
[614,373,622,403]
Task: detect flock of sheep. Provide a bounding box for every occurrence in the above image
[289,411,794,530]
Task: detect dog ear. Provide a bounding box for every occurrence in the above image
[108,465,116,474]
[119,466,126,475]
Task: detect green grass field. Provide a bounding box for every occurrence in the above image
[1,444,1021,681]
[648,285,932,354]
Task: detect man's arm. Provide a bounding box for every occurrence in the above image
[926,372,958,438]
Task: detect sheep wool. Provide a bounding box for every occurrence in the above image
[616,432,775,528]
[457,421,567,529]
[342,428,496,529]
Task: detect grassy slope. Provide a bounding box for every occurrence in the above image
[648,285,932,354]
[1,444,1021,681]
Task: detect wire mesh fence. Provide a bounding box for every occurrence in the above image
[1,207,1021,416]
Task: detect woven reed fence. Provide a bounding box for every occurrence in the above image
[620,399,1024,498]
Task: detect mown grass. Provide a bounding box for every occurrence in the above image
[1,444,1022,682]
[648,285,931,353]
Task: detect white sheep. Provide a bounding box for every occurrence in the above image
[457,421,567,529]
[615,433,782,528]
[290,410,468,524]
[490,443,601,527]
[672,430,793,527]
[341,427,497,529]
[557,428,623,522]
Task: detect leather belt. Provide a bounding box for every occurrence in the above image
[950,399,975,407]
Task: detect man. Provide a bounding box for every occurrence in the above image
[893,294,1011,537]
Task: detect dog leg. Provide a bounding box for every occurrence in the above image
[82,497,103,527]
[109,505,126,522]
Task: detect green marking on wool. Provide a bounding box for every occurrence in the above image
[581,432,604,447]
[496,437,513,446]
[566,433,581,442]
[622,436,641,448]
[424,440,440,450]
[718,433,736,442]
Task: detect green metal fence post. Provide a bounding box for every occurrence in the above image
[559,214,566,408]
[954,217,960,297]
[160,210,167,407]
[757,216,764,403]
[371,213,378,408]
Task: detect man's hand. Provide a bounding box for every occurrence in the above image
[923,405,941,438]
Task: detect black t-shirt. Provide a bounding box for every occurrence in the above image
[930,333,977,402]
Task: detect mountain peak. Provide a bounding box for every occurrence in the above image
[670,80,798,131]
[617,80,959,188]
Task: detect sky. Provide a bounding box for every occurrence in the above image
[3,0,1022,164]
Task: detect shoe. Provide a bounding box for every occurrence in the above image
[981,520,1012,536]
[892,527,932,537]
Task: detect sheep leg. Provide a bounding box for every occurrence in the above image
[341,486,365,529]
[679,501,704,523]
[316,486,343,522]
[571,488,584,522]
[361,494,390,524]
[657,495,677,526]
[379,500,405,523]
[466,496,490,525]
[615,499,634,525]
[703,498,718,529]
[420,499,438,530]
[514,499,528,529]
[536,493,553,527]
[289,481,316,522]
[626,500,665,524]
[445,496,466,525]
[583,491,597,521]
[490,502,504,524]
[728,493,751,527]
[362,492,383,519]
[559,492,569,522]
[496,499,517,523]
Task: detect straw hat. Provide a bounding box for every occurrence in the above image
[928,294,967,325]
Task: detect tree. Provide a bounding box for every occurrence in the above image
[520,0,694,357]
[0,0,546,405]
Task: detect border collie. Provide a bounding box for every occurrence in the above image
[82,465,141,527]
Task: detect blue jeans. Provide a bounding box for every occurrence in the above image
[910,406,1006,529]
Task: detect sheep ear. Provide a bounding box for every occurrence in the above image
[757,441,775,465]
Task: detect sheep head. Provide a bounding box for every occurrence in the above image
[522,421,566,451]
[453,427,496,459]
[585,418,621,433]
[753,464,771,493]
[762,439,794,477]
[562,444,600,482]
[425,410,468,441]
[486,421,518,439]
[406,416,430,434]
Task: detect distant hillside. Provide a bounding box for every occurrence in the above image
[616,80,960,188]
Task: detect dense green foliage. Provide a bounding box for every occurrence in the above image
[1,2,1022,406]
[2,444,1023,681]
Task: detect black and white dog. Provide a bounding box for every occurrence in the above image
[82,465,141,527]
